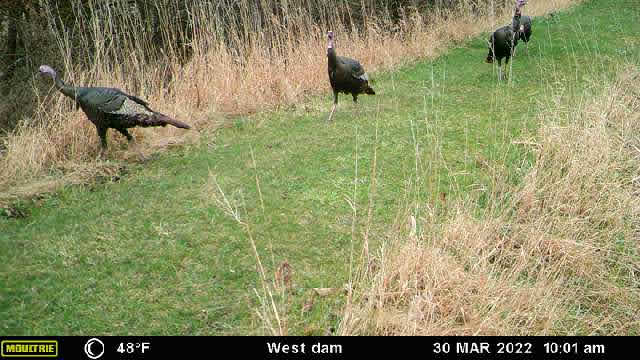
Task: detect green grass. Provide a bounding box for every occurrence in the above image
[1,0,639,335]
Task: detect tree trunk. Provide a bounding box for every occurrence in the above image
[1,4,23,84]
[1,15,18,96]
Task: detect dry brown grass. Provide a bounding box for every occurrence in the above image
[0,0,580,206]
[340,66,640,335]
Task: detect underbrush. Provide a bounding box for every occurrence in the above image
[339,66,640,335]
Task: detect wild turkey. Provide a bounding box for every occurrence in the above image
[517,15,532,53]
[326,31,375,122]
[38,65,190,150]
[486,3,525,80]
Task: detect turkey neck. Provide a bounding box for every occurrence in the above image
[511,9,522,32]
[327,39,337,68]
[52,72,78,99]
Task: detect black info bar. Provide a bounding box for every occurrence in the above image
[0,336,630,359]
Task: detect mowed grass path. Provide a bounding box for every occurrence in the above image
[2,0,638,335]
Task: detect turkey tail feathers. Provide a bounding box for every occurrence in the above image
[153,112,191,129]
[163,117,191,129]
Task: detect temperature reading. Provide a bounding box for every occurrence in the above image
[117,342,151,354]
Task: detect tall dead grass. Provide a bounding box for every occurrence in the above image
[0,0,579,205]
[340,66,640,335]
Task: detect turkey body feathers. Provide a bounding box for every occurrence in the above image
[75,86,188,129]
[328,53,376,98]
[487,25,518,64]
[486,8,522,80]
[76,86,149,113]
[74,87,191,148]
[519,15,532,42]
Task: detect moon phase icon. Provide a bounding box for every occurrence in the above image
[84,338,105,359]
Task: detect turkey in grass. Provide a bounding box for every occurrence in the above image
[38,65,190,151]
[326,31,375,122]
[486,0,527,80]
[517,14,533,55]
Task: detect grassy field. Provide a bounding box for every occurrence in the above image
[1,0,639,335]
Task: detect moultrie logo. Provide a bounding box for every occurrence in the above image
[1,340,58,358]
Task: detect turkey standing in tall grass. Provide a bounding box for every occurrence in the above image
[326,31,375,122]
[486,2,526,80]
[38,65,191,152]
